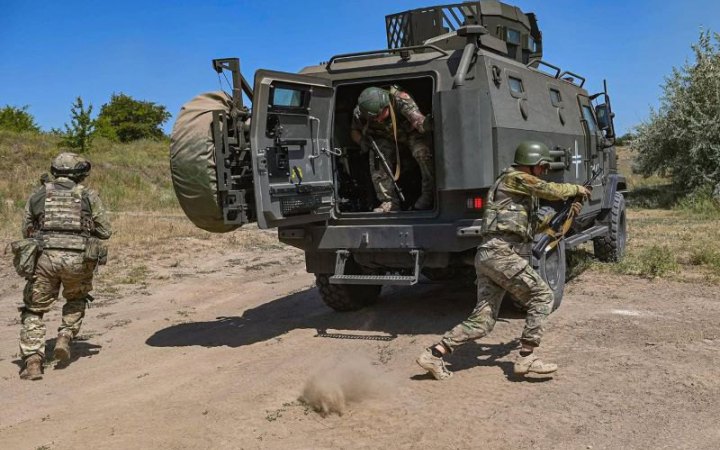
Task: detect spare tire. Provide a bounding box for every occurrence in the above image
[170,92,239,233]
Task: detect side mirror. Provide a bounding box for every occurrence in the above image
[595,103,615,138]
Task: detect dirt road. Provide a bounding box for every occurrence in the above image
[1,234,719,449]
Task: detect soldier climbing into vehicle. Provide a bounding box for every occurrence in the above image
[350,86,435,212]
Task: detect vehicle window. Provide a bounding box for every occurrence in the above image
[509,76,524,94]
[582,105,598,132]
[527,36,536,52]
[549,88,562,106]
[506,28,521,45]
[271,87,304,108]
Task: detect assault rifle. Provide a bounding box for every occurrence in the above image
[532,167,603,259]
[368,136,405,203]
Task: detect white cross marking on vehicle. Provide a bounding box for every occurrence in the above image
[572,140,583,179]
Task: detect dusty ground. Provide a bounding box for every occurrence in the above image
[1,216,719,449]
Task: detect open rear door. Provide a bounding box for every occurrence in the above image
[251,70,335,229]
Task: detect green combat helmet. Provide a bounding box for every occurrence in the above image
[357,87,390,117]
[513,141,552,166]
[50,152,92,180]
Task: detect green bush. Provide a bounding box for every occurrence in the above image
[95,93,171,143]
[59,96,95,153]
[0,105,40,133]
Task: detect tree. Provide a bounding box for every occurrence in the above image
[0,105,40,133]
[60,96,95,153]
[95,93,171,142]
[633,31,720,193]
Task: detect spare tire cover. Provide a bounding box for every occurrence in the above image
[170,91,239,233]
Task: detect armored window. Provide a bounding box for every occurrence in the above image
[582,105,598,132]
[526,36,536,52]
[506,28,521,45]
[509,77,524,94]
[549,88,562,106]
[271,87,304,108]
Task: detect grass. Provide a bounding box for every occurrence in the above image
[579,146,720,283]
[1,129,296,292]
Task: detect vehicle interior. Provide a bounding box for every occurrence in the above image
[331,76,435,214]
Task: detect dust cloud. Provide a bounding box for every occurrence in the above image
[300,357,392,416]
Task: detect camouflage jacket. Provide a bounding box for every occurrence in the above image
[22,177,112,241]
[351,86,428,139]
[482,168,580,240]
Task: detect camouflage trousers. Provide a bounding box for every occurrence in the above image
[365,133,434,204]
[20,250,96,358]
[441,237,554,350]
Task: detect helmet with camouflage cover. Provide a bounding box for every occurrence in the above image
[357,87,390,117]
[513,141,552,166]
[50,152,91,180]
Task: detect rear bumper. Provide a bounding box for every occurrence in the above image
[279,221,483,253]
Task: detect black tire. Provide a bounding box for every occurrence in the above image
[534,238,566,311]
[593,193,627,262]
[315,274,381,312]
[421,267,475,285]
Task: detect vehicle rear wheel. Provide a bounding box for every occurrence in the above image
[534,238,566,311]
[593,192,627,262]
[421,267,475,285]
[315,274,381,312]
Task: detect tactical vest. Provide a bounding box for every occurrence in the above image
[41,181,90,251]
[481,169,537,240]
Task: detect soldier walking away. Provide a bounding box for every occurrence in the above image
[18,152,112,380]
[350,86,434,212]
[416,141,591,380]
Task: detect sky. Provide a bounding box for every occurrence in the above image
[1,0,719,136]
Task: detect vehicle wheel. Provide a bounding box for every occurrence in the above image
[421,267,456,281]
[315,274,381,312]
[593,192,627,262]
[534,238,566,311]
[421,267,475,284]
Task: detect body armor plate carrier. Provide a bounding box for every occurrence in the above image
[41,182,90,251]
[481,169,536,241]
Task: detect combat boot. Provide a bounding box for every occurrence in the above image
[513,353,558,375]
[416,348,453,380]
[20,354,43,380]
[373,201,400,213]
[54,332,72,362]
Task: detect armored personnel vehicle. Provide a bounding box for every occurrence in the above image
[170,1,627,312]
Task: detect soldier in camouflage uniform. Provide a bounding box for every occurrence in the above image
[350,86,434,212]
[417,141,590,379]
[18,152,112,380]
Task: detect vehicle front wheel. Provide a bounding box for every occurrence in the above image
[315,274,381,312]
[593,192,627,262]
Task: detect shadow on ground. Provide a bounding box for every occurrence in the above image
[146,281,527,349]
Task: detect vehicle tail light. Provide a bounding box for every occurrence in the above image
[467,197,483,210]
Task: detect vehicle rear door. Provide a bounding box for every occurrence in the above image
[250,70,335,229]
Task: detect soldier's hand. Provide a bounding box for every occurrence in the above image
[577,186,592,198]
[421,115,433,133]
[571,201,583,216]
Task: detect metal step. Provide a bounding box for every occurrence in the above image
[329,274,417,286]
[564,225,609,249]
[329,249,422,286]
